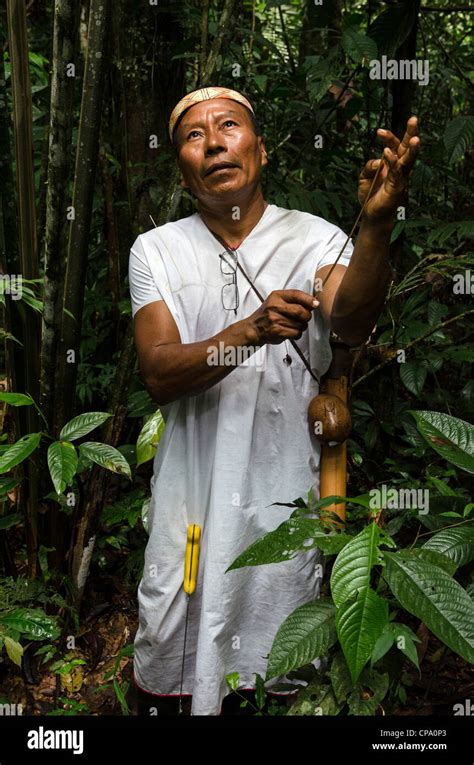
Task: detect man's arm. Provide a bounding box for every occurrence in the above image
[314,218,394,347]
[134,301,256,405]
[134,290,318,405]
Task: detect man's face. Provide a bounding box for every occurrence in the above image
[175,98,267,204]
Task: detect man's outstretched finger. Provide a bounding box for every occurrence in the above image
[397,136,420,173]
[398,116,419,156]
[377,128,401,156]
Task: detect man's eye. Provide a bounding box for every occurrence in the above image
[187,130,201,139]
[223,120,236,127]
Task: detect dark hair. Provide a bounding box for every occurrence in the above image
[171,104,262,156]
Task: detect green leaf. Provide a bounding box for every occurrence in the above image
[0,433,42,474]
[225,672,240,691]
[342,26,377,64]
[383,552,474,664]
[408,410,474,474]
[136,409,165,467]
[336,587,389,683]
[423,524,474,569]
[400,362,427,397]
[0,477,22,496]
[443,116,474,164]
[404,547,458,577]
[0,392,34,407]
[59,412,112,441]
[4,636,23,667]
[329,651,354,705]
[330,522,394,608]
[371,630,395,666]
[255,673,266,709]
[347,667,389,715]
[388,622,421,671]
[226,517,350,571]
[287,680,340,716]
[79,442,131,479]
[265,599,337,681]
[0,513,23,530]
[0,608,60,640]
[47,441,78,494]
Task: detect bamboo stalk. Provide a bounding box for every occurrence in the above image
[6,0,41,577]
[40,0,81,431]
[55,0,112,434]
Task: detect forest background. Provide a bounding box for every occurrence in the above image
[0,0,473,716]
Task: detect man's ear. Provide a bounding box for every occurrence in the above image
[259,137,268,168]
[179,175,188,189]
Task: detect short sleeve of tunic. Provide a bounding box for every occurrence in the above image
[314,219,354,273]
[128,234,163,318]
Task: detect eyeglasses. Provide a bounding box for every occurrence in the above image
[219,250,239,315]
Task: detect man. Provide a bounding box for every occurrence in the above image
[127,86,419,716]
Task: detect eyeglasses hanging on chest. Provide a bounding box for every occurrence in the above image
[219,249,239,315]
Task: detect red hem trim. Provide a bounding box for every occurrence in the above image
[132,669,298,699]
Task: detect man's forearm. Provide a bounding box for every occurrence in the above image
[144,318,259,405]
[331,217,394,346]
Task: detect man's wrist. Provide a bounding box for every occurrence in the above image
[241,317,262,348]
[359,213,395,235]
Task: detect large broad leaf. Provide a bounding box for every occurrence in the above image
[0,392,34,407]
[59,412,112,442]
[79,442,131,479]
[330,522,395,608]
[336,587,389,683]
[0,608,60,640]
[408,410,474,474]
[47,441,78,494]
[136,409,165,467]
[226,518,351,572]
[265,599,337,681]
[443,116,474,164]
[383,552,474,664]
[0,433,42,474]
[423,524,474,569]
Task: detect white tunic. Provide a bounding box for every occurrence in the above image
[128,203,353,715]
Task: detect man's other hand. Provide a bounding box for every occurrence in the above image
[247,289,319,345]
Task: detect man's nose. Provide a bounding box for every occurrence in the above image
[204,126,226,155]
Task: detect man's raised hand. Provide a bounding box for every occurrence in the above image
[358,116,420,223]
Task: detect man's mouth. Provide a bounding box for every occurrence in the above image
[205,162,238,176]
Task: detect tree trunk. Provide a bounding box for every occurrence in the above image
[391,0,420,138]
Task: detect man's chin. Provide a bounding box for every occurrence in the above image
[196,181,249,203]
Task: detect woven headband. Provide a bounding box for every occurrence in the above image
[168,86,254,142]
